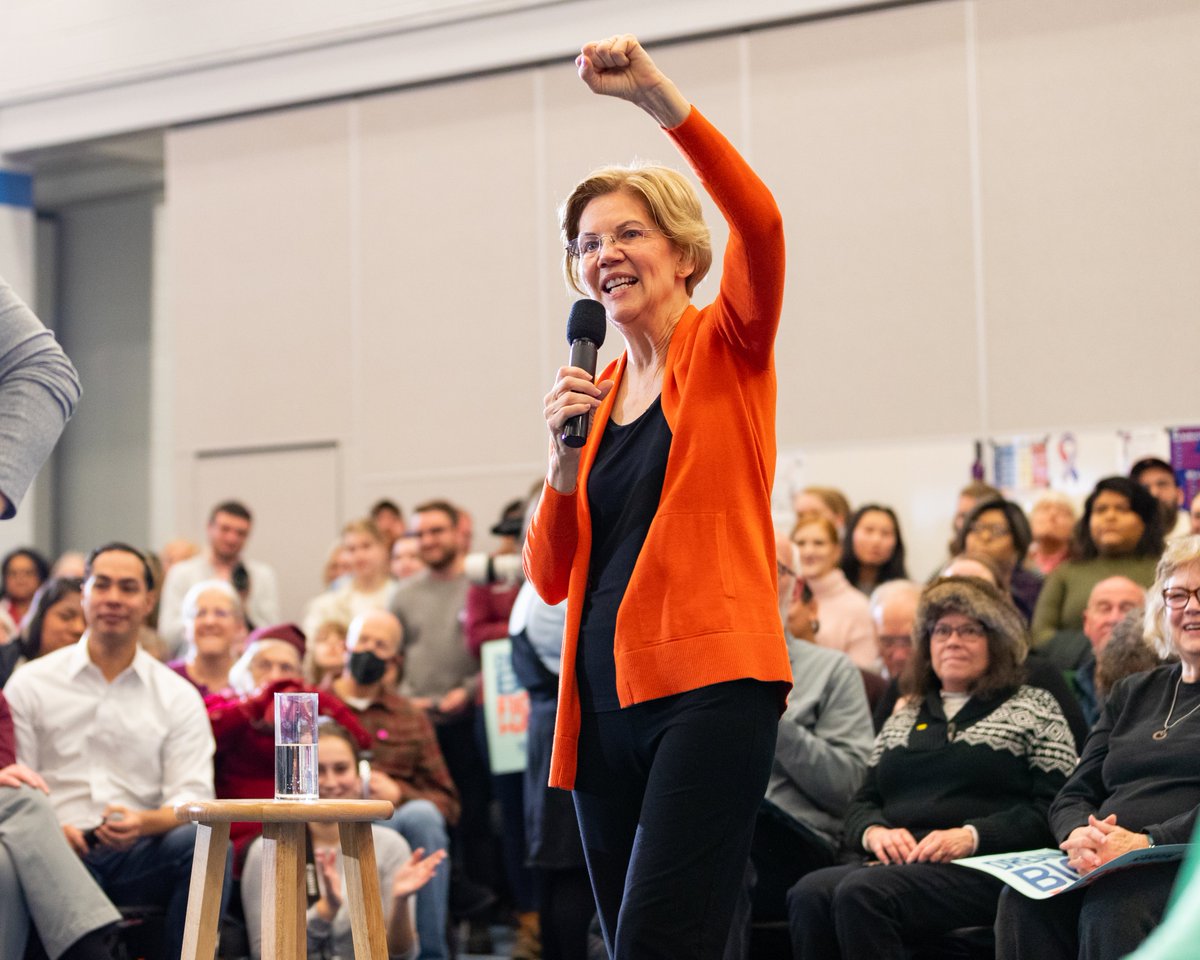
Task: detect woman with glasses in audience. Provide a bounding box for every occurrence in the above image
[0,576,84,687]
[167,579,245,698]
[788,577,1077,960]
[793,514,878,670]
[954,497,1043,621]
[841,505,909,595]
[525,34,792,958]
[997,534,1200,960]
[1032,477,1164,648]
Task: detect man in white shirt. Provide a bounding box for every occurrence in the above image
[5,543,218,960]
[158,500,281,655]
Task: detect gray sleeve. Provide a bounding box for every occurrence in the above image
[774,654,874,816]
[0,277,81,519]
[241,839,264,960]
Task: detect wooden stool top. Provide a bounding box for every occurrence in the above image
[175,798,394,824]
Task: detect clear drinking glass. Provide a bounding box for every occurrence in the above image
[275,692,319,800]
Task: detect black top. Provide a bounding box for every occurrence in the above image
[847,685,1077,855]
[576,397,672,712]
[1050,662,1200,845]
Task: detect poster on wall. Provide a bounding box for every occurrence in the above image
[992,436,1049,494]
[1169,426,1200,508]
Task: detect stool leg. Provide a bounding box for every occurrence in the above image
[179,821,230,960]
[339,821,388,960]
[262,822,307,960]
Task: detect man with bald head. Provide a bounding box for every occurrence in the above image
[1072,576,1147,725]
[332,609,458,960]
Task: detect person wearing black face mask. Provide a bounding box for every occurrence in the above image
[331,610,460,960]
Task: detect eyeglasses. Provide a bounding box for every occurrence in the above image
[968,523,1011,541]
[566,227,661,260]
[878,634,913,649]
[1163,587,1200,609]
[931,622,986,641]
[777,560,797,580]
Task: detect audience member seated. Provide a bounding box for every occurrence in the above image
[158,539,199,577]
[4,543,218,960]
[995,534,1200,960]
[1032,477,1164,648]
[954,497,1043,621]
[792,486,852,538]
[793,514,878,670]
[840,504,908,595]
[0,575,84,687]
[303,618,348,689]
[207,623,369,867]
[51,550,88,580]
[167,579,245,698]
[788,577,1077,960]
[1,546,50,630]
[929,481,1004,577]
[1027,492,1078,576]
[330,610,459,960]
[462,499,526,657]
[304,519,397,641]
[371,499,408,551]
[867,580,921,731]
[1,688,123,960]
[725,537,873,959]
[159,500,280,655]
[1191,497,1200,537]
[241,721,444,960]
[391,534,426,582]
[1130,456,1191,540]
[1039,576,1146,726]
[1094,606,1161,698]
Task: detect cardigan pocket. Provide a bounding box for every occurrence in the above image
[626,511,735,641]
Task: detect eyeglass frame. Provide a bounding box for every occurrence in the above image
[930,622,987,641]
[566,227,662,260]
[1162,587,1200,609]
[967,522,1012,541]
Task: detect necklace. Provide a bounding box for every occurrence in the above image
[1152,673,1200,740]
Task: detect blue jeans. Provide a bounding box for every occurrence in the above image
[83,822,231,960]
[377,799,450,960]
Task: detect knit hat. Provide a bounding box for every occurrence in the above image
[914,576,1028,664]
[245,622,306,659]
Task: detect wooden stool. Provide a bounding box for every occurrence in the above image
[175,798,393,960]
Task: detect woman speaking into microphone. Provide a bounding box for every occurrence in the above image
[523,34,792,958]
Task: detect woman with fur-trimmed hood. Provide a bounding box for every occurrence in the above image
[787,576,1079,960]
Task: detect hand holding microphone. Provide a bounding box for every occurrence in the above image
[544,299,612,492]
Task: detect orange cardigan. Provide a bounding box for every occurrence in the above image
[523,107,792,789]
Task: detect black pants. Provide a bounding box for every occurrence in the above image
[787,861,1004,960]
[573,679,778,960]
[995,860,1180,960]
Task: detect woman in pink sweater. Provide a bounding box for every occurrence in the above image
[793,515,878,671]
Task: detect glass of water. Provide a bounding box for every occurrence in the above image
[275,692,319,800]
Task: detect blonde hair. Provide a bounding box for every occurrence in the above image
[1145,534,1200,658]
[341,518,386,544]
[559,164,712,298]
[302,618,349,686]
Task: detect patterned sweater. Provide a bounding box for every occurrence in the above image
[844,685,1078,855]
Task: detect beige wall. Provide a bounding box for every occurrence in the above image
[165,0,1200,612]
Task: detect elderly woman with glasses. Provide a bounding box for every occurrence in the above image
[523,33,792,958]
[787,577,1077,960]
[996,534,1200,960]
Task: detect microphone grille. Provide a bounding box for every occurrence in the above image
[566,299,607,346]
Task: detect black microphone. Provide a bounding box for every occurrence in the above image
[561,298,608,449]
